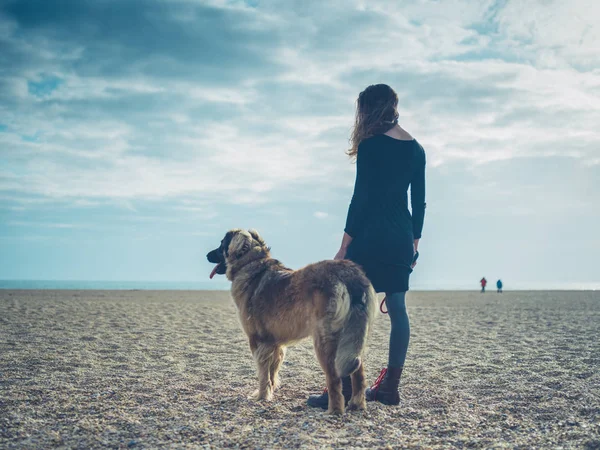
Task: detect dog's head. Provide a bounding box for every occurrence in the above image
[206,229,269,280]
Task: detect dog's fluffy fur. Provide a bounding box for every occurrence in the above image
[207,229,377,414]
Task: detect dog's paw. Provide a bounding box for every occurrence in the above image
[260,387,274,402]
[326,407,344,415]
[248,388,273,402]
[272,378,281,391]
[347,398,366,411]
[248,389,261,400]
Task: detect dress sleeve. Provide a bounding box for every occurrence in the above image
[411,143,427,239]
[344,143,373,238]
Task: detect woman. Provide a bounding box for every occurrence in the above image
[308,84,426,407]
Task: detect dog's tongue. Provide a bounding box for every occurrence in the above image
[209,263,221,279]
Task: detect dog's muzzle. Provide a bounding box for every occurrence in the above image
[207,248,227,278]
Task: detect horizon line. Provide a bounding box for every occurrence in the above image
[0,279,598,292]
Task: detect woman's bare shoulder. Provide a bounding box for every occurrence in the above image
[384,126,414,141]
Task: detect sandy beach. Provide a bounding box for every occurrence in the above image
[1,289,598,449]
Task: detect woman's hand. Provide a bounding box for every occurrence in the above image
[334,247,347,260]
[412,239,420,268]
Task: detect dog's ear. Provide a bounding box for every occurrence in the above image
[248,229,267,248]
[228,231,252,259]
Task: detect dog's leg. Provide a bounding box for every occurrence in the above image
[269,346,286,391]
[348,362,366,411]
[252,342,275,401]
[314,335,344,414]
[248,338,261,400]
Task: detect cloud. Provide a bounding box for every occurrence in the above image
[314,211,329,219]
[494,0,600,70]
[7,220,78,229]
[0,0,598,211]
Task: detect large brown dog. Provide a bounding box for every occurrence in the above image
[206,229,377,414]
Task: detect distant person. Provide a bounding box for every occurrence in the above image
[480,277,487,293]
[497,279,503,293]
[307,84,426,408]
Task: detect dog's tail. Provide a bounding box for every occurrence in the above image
[331,278,377,377]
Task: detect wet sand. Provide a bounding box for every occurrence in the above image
[1,290,599,449]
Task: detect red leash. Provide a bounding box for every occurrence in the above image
[380,296,388,314]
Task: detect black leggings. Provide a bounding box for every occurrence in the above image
[385,291,410,367]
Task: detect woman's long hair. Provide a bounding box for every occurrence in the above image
[348,84,399,159]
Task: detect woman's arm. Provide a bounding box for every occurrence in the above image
[338,144,373,258]
[344,145,371,239]
[411,143,427,242]
[334,232,353,260]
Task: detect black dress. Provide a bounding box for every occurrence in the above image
[344,135,426,293]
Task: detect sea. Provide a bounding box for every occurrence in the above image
[0,280,231,290]
[0,280,597,291]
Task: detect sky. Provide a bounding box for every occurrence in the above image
[0,0,599,289]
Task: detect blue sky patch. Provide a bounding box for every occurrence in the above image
[27,75,64,98]
[21,132,40,142]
